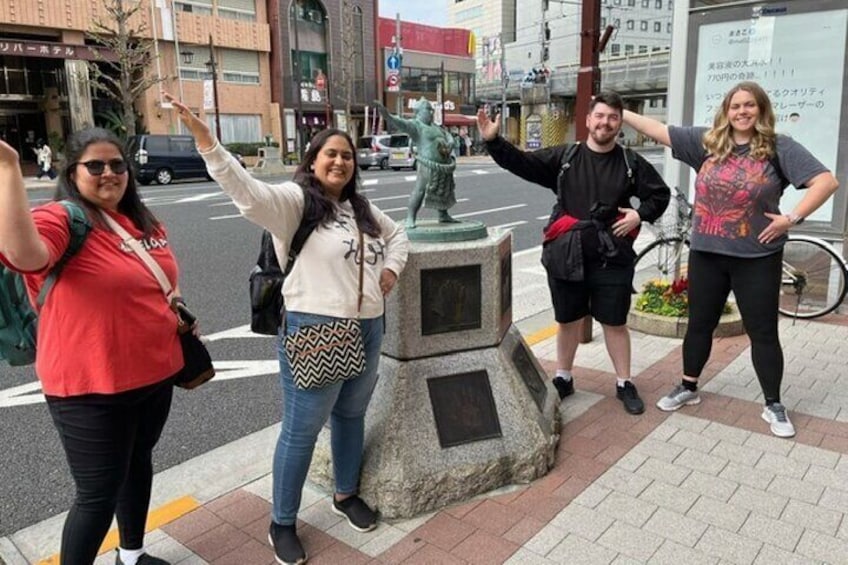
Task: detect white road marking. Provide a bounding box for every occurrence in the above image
[362,179,378,186]
[453,203,527,219]
[369,194,410,203]
[209,213,242,221]
[205,324,269,342]
[381,198,469,214]
[491,220,528,230]
[404,175,417,181]
[212,360,280,381]
[472,170,489,175]
[175,192,222,203]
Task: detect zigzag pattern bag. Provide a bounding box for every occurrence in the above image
[284,318,365,389]
[284,232,366,390]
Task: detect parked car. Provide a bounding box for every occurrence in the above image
[128,134,211,185]
[388,134,416,170]
[356,134,391,170]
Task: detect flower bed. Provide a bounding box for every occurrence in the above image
[630,278,743,338]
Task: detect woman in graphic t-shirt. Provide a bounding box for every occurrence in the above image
[623,81,838,438]
[0,129,183,565]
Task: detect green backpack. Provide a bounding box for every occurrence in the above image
[0,201,91,366]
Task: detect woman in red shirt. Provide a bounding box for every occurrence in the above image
[0,129,182,565]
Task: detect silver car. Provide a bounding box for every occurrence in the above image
[356,134,391,170]
[388,134,416,170]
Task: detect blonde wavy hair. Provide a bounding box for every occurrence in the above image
[702,81,777,163]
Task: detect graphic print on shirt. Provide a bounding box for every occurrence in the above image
[119,236,169,253]
[693,156,769,239]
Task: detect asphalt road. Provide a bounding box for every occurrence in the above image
[0,151,665,536]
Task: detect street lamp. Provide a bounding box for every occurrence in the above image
[205,34,222,141]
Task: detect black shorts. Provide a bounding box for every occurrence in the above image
[548,266,634,326]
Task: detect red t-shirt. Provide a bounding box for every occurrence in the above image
[0,203,183,396]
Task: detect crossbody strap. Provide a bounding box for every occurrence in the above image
[357,230,364,314]
[99,210,174,303]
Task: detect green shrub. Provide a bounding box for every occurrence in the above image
[224,141,279,157]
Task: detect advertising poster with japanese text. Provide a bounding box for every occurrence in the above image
[694,9,847,221]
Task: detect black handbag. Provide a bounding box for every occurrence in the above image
[174,302,215,390]
[99,211,215,390]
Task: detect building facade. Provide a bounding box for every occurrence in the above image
[272,0,379,159]
[0,0,274,166]
[376,17,476,133]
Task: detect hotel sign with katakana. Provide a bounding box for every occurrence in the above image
[0,39,116,61]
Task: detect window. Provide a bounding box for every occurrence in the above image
[628,0,635,6]
[652,45,662,51]
[601,17,606,27]
[222,49,260,84]
[611,43,620,56]
[667,22,672,32]
[218,0,255,21]
[638,45,648,54]
[614,0,621,5]
[205,114,262,143]
[625,44,634,55]
[649,98,658,108]
[175,1,212,15]
[640,21,648,31]
[614,18,620,27]
[626,20,634,30]
[642,0,649,6]
[654,21,661,32]
[655,0,662,8]
[669,0,673,9]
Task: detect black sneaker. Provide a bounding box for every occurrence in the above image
[331,495,378,532]
[552,376,575,400]
[115,552,170,565]
[268,522,307,565]
[616,381,645,415]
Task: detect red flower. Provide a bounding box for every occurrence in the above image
[671,278,688,294]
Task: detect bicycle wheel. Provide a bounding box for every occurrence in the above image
[633,237,690,293]
[779,236,847,319]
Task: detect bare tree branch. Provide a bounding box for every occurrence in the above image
[84,0,165,137]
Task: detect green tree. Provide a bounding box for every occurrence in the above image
[85,0,163,138]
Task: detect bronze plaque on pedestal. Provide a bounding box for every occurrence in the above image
[420,265,482,335]
[512,341,547,412]
[427,370,502,448]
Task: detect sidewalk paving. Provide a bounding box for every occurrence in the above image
[6,185,848,564]
[6,306,848,564]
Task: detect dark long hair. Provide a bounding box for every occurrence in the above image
[293,128,380,237]
[54,127,160,236]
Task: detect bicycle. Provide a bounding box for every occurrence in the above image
[633,187,848,319]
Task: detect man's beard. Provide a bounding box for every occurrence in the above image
[590,127,618,145]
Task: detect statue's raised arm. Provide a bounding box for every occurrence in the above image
[372,97,458,228]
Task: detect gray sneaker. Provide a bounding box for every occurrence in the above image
[761,403,796,438]
[656,384,701,412]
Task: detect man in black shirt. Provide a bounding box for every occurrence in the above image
[477,91,669,414]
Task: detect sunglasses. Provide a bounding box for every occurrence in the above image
[76,159,129,175]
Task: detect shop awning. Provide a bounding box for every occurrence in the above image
[442,113,477,127]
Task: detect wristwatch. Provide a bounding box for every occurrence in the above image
[785,212,805,226]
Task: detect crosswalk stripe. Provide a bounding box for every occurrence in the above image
[453,203,527,219]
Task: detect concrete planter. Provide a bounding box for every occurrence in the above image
[628,303,744,339]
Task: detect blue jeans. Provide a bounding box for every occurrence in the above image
[272,312,383,525]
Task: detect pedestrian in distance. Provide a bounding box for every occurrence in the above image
[163,92,409,565]
[0,128,189,565]
[623,80,838,437]
[477,90,671,415]
[33,138,57,180]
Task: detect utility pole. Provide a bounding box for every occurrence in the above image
[576,0,602,343]
[395,14,403,117]
[500,32,507,136]
[292,5,305,160]
[207,34,221,141]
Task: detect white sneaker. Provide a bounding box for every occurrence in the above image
[656,384,701,412]
[761,403,796,438]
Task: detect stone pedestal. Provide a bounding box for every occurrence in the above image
[250,146,286,176]
[307,231,560,519]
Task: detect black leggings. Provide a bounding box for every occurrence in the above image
[46,378,173,565]
[683,250,783,402]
